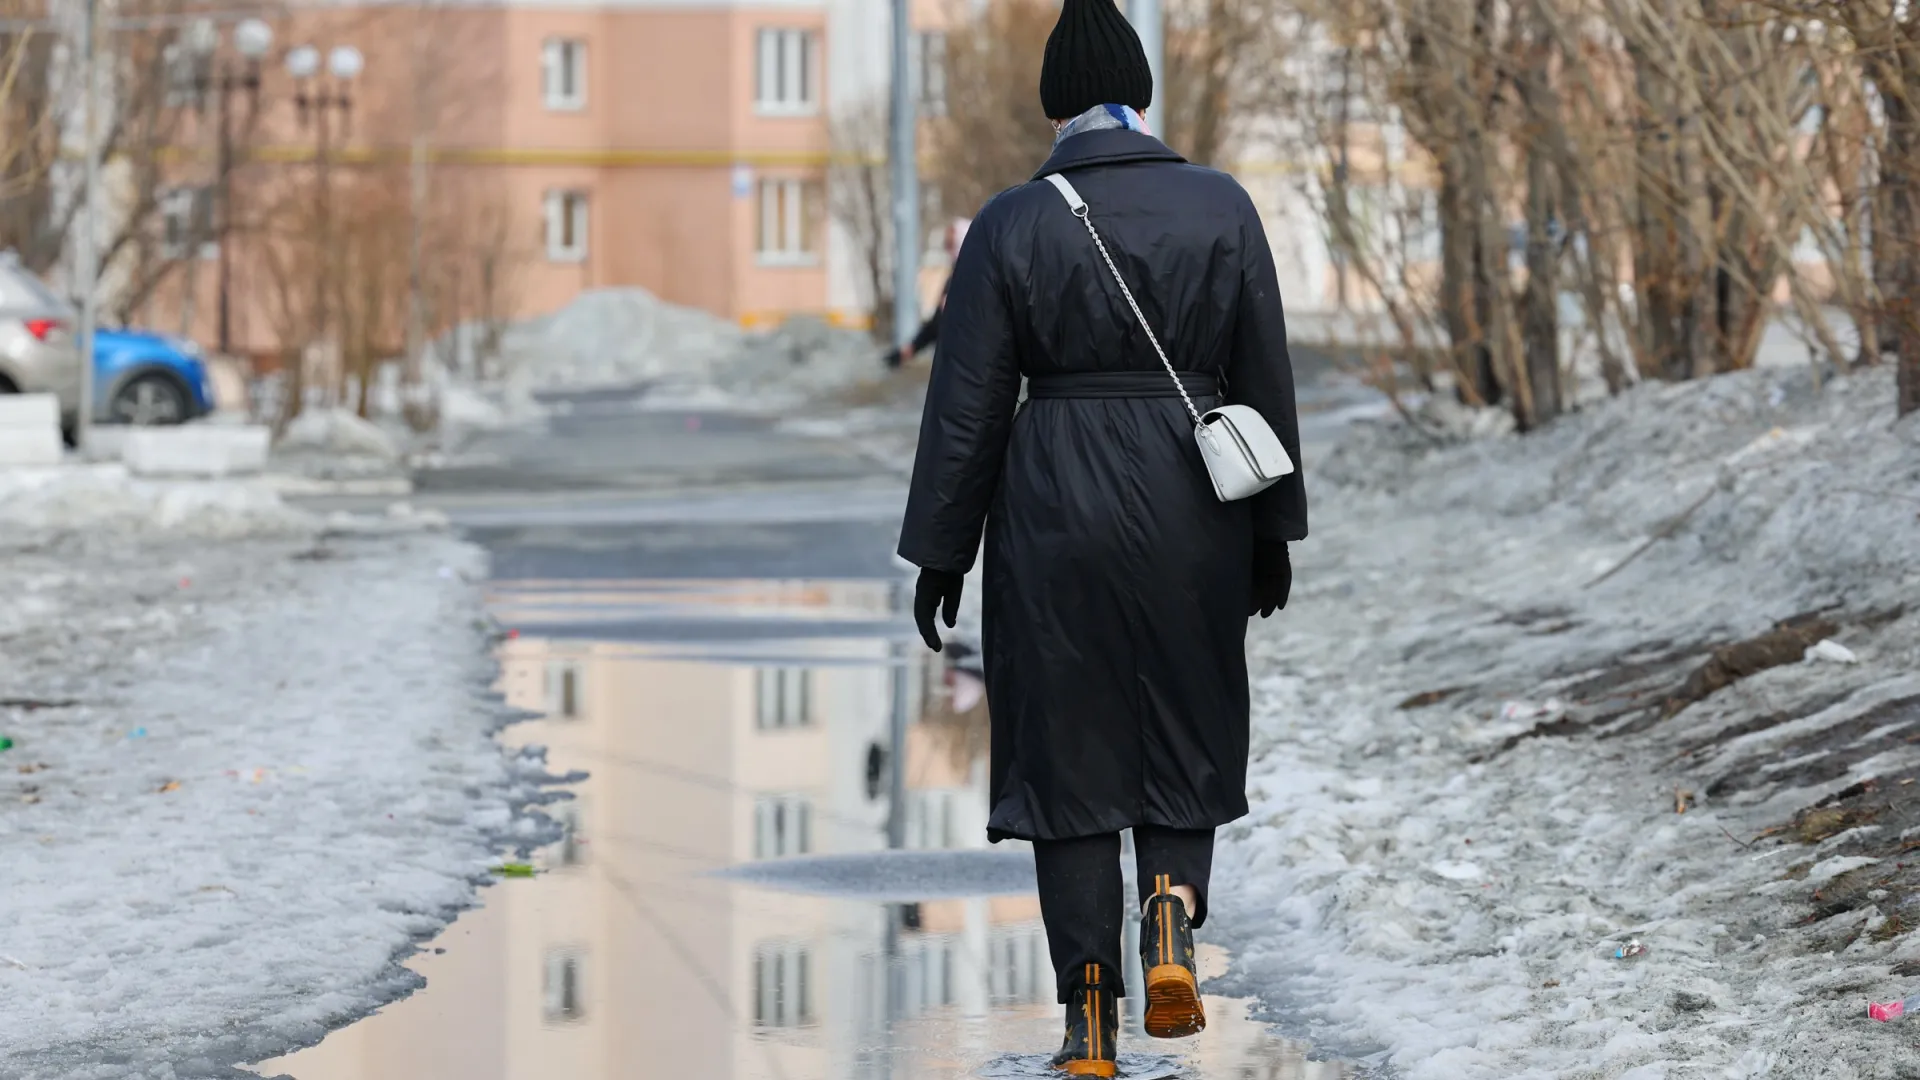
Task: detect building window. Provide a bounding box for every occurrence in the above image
[987,926,1047,1005]
[543,948,586,1022]
[755,28,818,114]
[914,31,947,116]
[545,661,583,720]
[753,943,812,1027]
[756,179,821,264]
[544,190,589,263]
[907,789,956,850]
[896,936,957,1017]
[754,795,812,858]
[542,38,587,111]
[160,187,216,261]
[756,668,811,729]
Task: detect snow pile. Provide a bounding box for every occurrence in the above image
[454,288,885,410]
[727,315,885,404]
[0,531,553,1078]
[1213,366,1920,1076]
[0,464,312,539]
[435,376,547,435]
[277,407,403,461]
[491,287,746,389]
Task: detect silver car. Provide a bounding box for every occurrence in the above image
[0,252,82,437]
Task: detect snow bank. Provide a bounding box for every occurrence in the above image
[0,464,312,539]
[1215,366,1920,1076]
[277,408,403,461]
[0,529,550,1079]
[447,288,882,410]
[492,287,743,388]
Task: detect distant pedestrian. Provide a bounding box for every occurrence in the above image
[895,0,1307,1073]
[886,218,971,368]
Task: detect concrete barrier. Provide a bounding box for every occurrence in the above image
[121,425,271,478]
[0,393,63,467]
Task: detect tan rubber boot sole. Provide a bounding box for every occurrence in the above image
[1143,963,1207,1039]
[1055,1061,1117,1077]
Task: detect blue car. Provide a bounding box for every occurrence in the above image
[92,329,216,425]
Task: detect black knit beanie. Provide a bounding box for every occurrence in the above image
[1039,0,1153,120]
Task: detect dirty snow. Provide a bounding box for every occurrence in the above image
[0,465,309,538]
[0,469,545,1079]
[1210,366,1920,1077]
[436,288,883,412]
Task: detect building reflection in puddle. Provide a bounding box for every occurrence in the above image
[254,578,1353,1080]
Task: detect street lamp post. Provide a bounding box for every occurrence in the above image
[282,43,361,421]
[75,0,99,452]
[192,17,274,358]
[888,0,918,352]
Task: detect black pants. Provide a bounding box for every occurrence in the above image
[1032,825,1215,1003]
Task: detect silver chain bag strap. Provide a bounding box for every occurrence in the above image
[1043,173,1294,502]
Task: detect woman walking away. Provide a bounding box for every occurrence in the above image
[895,0,1307,1074]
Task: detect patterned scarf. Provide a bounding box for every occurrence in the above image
[1052,103,1153,146]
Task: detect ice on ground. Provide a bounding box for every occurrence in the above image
[0,477,544,1079]
[1211,366,1920,1077]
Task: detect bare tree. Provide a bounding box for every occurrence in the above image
[1162,0,1292,166]
[928,0,1060,220]
[829,99,907,343]
[1269,0,1892,426]
[1764,2,1920,415]
[0,3,274,323]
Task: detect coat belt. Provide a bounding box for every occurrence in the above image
[1025,372,1219,399]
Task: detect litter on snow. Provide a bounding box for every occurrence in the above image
[1870,994,1920,1021]
[1805,639,1860,664]
[491,863,537,878]
[1614,939,1648,960]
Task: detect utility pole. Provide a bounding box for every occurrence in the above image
[75,0,100,451]
[889,0,919,350]
[1127,0,1162,137]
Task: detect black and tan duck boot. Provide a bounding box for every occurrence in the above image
[1140,875,1206,1038]
[1050,963,1119,1077]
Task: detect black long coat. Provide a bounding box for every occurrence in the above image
[897,129,1308,843]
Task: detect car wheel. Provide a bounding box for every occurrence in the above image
[111,373,189,426]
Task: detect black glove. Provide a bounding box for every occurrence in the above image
[913,568,964,651]
[1251,542,1291,618]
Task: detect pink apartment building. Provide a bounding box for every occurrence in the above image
[143,0,949,360]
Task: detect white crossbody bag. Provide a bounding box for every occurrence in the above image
[1044,173,1294,502]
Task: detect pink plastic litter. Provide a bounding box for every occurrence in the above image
[1869,994,1919,1022]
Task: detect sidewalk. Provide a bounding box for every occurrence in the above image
[0,471,546,1079]
[1214,365,1920,1076]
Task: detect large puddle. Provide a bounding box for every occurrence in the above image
[253,574,1355,1079]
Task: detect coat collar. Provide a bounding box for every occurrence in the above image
[1031,128,1187,181]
